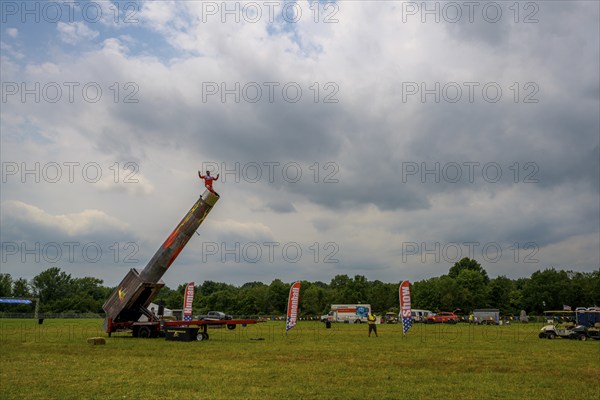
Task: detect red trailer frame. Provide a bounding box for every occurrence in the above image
[105,317,258,341]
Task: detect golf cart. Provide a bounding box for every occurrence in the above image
[538,311,600,340]
[539,324,600,340]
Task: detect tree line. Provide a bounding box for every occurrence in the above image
[1,258,598,316]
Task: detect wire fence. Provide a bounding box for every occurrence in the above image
[0,313,104,319]
[0,312,551,323]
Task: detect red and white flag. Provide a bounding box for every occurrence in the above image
[399,280,413,335]
[183,282,195,321]
[286,281,301,331]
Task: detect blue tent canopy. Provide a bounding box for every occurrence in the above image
[0,298,32,304]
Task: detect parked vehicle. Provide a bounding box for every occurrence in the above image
[473,309,500,325]
[410,309,434,322]
[571,325,600,340]
[385,312,398,324]
[539,324,574,339]
[539,324,599,340]
[425,312,459,324]
[197,311,233,320]
[321,304,371,323]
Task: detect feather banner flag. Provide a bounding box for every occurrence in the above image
[183,282,195,321]
[286,281,302,331]
[399,280,413,335]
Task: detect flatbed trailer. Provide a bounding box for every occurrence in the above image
[106,317,258,341]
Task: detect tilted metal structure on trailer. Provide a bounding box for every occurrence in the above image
[102,190,256,340]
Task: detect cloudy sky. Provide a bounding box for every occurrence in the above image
[1,1,598,288]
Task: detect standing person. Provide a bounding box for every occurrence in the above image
[149,307,158,322]
[198,170,220,196]
[368,310,378,337]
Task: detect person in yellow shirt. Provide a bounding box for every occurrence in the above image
[367,311,378,337]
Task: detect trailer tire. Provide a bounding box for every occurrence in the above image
[138,326,152,338]
[196,332,206,341]
[227,324,236,330]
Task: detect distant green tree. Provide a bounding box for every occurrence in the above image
[368,280,397,313]
[568,271,600,308]
[12,278,31,297]
[327,275,373,304]
[5,266,597,317]
[236,283,268,315]
[343,275,369,304]
[456,269,488,312]
[152,286,184,310]
[411,277,441,310]
[438,275,464,311]
[300,282,328,315]
[73,277,105,300]
[267,279,289,314]
[522,268,570,313]
[329,275,351,290]
[411,276,462,311]
[488,276,516,314]
[32,267,75,311]
[590,270,600,306]
[0,274,12,297]
[200,280,235,297]
[328,274,351,303]
[204,289,237,314]
[448,257,489,284]
[240,281,266,290]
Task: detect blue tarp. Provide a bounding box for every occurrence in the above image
[0,298,32,304]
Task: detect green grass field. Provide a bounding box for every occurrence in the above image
[1,319,598,400]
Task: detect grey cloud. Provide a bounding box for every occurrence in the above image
[263,200,296,214]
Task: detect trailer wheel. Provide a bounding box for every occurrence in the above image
[138,326,152,338]
[196,332,205,341]
[227,324,236,330]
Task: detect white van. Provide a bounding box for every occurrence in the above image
[409,309,434,322]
